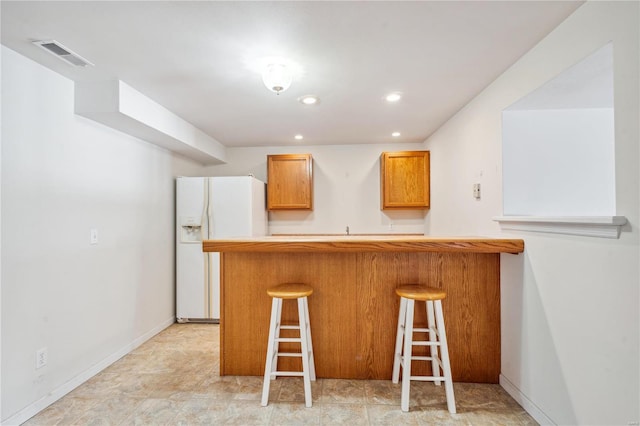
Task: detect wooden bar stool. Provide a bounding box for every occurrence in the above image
[261,283,316,408]
[392,284,456,413]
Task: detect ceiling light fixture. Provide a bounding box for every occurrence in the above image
[295,134,304,140]
[392,132,401,137]
[299,95,319,105]
[385,92,402,102]
[262,63,293,95]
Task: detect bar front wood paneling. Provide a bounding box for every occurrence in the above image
[205,236,523,383]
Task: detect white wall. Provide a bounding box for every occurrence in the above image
[0,38,3,424]
[202,144,428,235]
[1,46,204,423]
[424,2,639,424]
[503,108,615,216]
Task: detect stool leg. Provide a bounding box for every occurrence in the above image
[298,297,313,407]
[271,298,283,380]
[303,297,316,381]
[426,300,442,386]
[435,300,456,414]
[401,298,415,412]
[261,297,281,406]
[392,297,408,383]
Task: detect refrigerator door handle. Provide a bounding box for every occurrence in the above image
[201,178,209,242]
[207,177,214,239]
[202,178,211,317]
[204,177,215,318]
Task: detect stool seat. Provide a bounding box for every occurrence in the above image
[267,283,313,299]
[396,285,446,301]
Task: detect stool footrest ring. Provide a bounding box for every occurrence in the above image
[409,355,438,362]
[277,352,303,357]
[412,341,441,347]
[270,371,305,377]
[409,376,446,382]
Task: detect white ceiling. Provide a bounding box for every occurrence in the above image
[1,1,583,148]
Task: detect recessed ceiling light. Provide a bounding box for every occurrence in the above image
[392,132,401,137]
[299,95,319,105]
[385,92,402,102]
[294,134,304,140]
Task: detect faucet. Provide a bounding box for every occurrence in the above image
[346,226,350,236]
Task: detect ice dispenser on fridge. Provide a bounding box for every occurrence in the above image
[180,216,202,243]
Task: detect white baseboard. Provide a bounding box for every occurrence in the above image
[3,317,175,426]
[500,374,555,425]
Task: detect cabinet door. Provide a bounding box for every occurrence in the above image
[381,151,430,210]
[267,154,313,210]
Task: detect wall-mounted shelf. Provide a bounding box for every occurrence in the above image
[493,215,627,239]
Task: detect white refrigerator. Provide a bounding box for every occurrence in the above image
[176,176,267,323]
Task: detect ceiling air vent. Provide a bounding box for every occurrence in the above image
[32,40,94,67]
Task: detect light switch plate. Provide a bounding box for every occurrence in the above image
[36,347,47,369]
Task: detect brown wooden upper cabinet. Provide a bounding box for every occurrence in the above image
[380,151,430,210]
[267,154,313,210]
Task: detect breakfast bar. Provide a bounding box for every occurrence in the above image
[203,236,524,383]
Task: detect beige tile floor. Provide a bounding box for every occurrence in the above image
[24,324,537,425]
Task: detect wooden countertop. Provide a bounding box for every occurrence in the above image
[203,235,524,254]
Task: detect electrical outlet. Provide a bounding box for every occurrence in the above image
[90,228,98,245]
[36,347,48,369]
[473,183,481,199]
